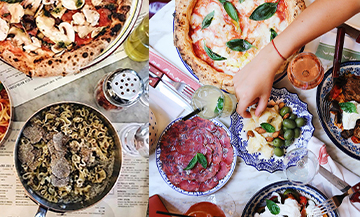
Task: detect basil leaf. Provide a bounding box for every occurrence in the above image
[266,199,280,215]
[0,83,4,92]
[0,0,23,3]
[239,0,245,3]
[214,97,224,114]
[196,153,207,169]
[184,155,198,170]
[223,1,239,23]
[202,11,215,29]
[226,39,256,52]
[339,102,358,114]
[260,123,275,133]
[270,28,278,40]
[204,42,227,61]
[249,0,279,21]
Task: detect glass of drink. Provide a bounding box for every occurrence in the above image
[184,202,226,217]
[283,147,319,185]
[287,52,324,90]
[124,14,149,62]
[191,85,237,119]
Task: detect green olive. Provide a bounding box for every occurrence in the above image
[282,126,288,131]
[283,189,300,201]
[285,139,294,147]
[283,119,296,129]
[295,118,306,127]
[294,128,301,138]
[284,129,295,140]
[274,147,284,157]
[273,138,284,147]
[280,106,291,117]
[289,113,297,120]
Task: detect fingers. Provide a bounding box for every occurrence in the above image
[235,96,253,118]
[255,95,269,117]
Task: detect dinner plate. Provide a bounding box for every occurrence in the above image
[316,61,360,160]
[241,180,339,217]
[229,87,314,173]
[155,116,237,196]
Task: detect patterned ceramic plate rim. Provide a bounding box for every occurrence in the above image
[316,61,360,160]
[230,87,314,173]
[241,180,339,217]
[155,116,237,196]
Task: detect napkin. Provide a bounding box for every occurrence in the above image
[308,137,360,216]
[315,28,360,71]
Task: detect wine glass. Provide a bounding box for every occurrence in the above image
[283,147,319,185]
[119,123,149,158]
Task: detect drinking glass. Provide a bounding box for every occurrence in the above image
[119,123,149,158]
[283,147,319,185]
[191,85,237,119]
[287,52,324,90]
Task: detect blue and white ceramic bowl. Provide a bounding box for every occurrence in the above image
[241,180,339,217]
[316,61,360,160]
[230,87,314,173]
[155,116,237,196]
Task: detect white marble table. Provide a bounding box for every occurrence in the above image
[149,1,360,216]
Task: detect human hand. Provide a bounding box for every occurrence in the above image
[233,44,284,118]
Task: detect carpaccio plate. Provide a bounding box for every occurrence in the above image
[230,87,314,173]
[155,116,237,196]
[241,180,338,217]
[316,61,360,160]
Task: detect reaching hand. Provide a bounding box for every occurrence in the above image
[233,44,284,118]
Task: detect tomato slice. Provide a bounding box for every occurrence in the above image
[351,136,360,143]
[75,33,92,46]
[97,8,112,27]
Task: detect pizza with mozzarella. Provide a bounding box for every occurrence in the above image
[174,0,306,93]
[0,0,131,77]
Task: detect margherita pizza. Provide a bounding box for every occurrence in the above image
[0,0,131,77]
[174,0,306,93]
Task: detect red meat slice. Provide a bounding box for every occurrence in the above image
[214,127,234,165]
[178,180,201,192]
[199,177,219,192]
[215,161,231,180]
[195,163,220,182]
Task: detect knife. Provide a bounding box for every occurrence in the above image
[319,165,360,194]
[337,23,360,43]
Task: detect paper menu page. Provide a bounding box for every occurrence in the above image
[0,7,149,108]
[0,122,148,217]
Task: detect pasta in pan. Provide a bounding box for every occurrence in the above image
[0,82,10,142]
[18,103,116,203]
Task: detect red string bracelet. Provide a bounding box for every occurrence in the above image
[271,40,286,61]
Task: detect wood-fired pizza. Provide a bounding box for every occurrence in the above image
[174,0,306,93]
[0,0,132,77]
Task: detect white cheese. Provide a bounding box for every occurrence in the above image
[0,18,9,41]
[8,3,24,24]
[62,0,85,10]
[23,37,42,52]
[74,25,94,38]
[91,0,102,6]
[82,5,100,26]
[342,101,360,130]
[72,12,86,25]
[255,198,302,217]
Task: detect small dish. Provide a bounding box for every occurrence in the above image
[316,61,360,160]
[229,87,314,173]
[155,116,237,196]
[241,180,338,217]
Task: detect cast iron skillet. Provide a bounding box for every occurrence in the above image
[14,101,122,217]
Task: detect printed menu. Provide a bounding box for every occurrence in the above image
[0,6,149,107]
[0,122,148,217]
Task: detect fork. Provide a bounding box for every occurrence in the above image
[309,192,348,216]
[149,63,196,102]
[321,27,345,123]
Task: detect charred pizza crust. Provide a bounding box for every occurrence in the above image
[0,0,131,77]
[174,0,306,94]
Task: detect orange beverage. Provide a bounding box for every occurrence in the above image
[287,52,324,90]
[184,202,226,217]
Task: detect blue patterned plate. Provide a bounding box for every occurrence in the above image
[230,87,314,173]
[155,116,237,196]
[242,180,339,217]
[316,61,360,160]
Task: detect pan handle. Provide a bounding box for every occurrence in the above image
[35,205,48,217]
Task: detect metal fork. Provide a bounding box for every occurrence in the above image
[309,193,348,216]
[149,64,196,102]
[321,27,345,123]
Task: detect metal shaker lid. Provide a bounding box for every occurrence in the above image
[103,68,144,107]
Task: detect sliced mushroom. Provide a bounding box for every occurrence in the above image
[23,0,42,16]
[43,0,56,5]
[62,0,85,10]
[0,18,9,41]
[23,36,42,52]
[50,4,67,19]
[91,0,102,6]
[58,22,75,44]
[8,27,32,47]
[8,3,24,23]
